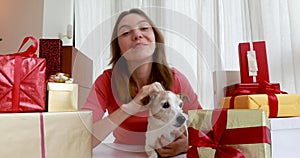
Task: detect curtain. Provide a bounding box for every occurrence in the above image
[260,0,300,93]
[75,0,300,110]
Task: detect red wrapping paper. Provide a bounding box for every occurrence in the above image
[225,82,280,97]
[0,36,46,112]
[39,39,62,78]
[238,41,269,83]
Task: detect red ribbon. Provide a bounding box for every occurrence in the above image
[12,56,22,112]
[39,113,46,158]
[187,109,271,158]
[16,36,38,57]
[229,81,287,117]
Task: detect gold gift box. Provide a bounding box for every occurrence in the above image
[222,94,300,117]
[188,109,271,158]
[0,111,92,158]
[47,82,78,112]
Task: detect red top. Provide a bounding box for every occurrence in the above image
[82,67,202,145]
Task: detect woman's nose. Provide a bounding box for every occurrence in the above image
[132,29,142,40]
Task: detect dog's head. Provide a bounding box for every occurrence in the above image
[147,91,188,127]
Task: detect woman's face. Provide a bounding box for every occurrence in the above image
[117,13,156,62]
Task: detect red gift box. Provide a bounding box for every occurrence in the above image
[39,39,62,78]
[238,41,269,83]
[225,82,281,97]
[0,36,46,112]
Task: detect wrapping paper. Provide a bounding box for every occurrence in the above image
[225,82,280,97]
[47,82,78,112]
[0,36,46,112]
[187,109,271,158]
[238,41,269,83]
[224,81,287,117]
[270,116,300,158]
[39,39,63,79]
[0,111,92,158]
[223,94,300,117]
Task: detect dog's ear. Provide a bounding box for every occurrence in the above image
[150,94,157,100]
[144,94,157,108]
[177,94,190,103]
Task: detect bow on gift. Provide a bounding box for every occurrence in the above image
[229,81,287,117]
[4,36,38,57]
[187,109,271,158]
[18,36,38,57]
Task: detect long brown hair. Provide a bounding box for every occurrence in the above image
[109,8,173,104]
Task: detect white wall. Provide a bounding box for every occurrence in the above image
[0,0,43,54]
[0,0,74,54]
[43,0,74,46]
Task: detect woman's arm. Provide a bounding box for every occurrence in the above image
[90,82,165,147]
[92,107,131,147]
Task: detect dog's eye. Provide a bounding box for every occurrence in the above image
[162,102,170,109]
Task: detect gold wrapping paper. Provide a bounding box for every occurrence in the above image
[0,111,92,158]
[188,109,271,158]
[222,94,300,117]
[47,82,78,112]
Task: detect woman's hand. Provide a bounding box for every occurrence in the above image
[155,127,189,157]
[121,82,164,115]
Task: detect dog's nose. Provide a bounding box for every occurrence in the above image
[176,115,186,125]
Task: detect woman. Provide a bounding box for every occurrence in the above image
[82,8,202,157]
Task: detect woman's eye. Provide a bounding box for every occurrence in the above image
[140,27,150,31]
[121,31,130,36]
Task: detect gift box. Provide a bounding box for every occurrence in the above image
[0,111,92,158]
[0,36,46,112]
[213,71,240,108]
[269,116,300,158]
[225,82,281,97]
[39,39,63,79]
[238,41,270,83]
[61,46,93,109]
[187,109,271,158]
[223,94,300,117]
[47,82,78,112]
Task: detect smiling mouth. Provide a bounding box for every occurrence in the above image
[133,43,147,49]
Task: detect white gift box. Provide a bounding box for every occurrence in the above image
[213,71,240,108]
[47,82,78,112]
[270,116,300,158]
[0,111,92,158]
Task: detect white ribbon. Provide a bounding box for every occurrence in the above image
[247,42,258,82]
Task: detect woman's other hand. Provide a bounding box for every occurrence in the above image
[155,127,189,157]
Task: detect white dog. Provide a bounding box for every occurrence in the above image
[145,91,188,158]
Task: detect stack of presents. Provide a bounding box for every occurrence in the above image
[2,36,300,158]
[187,41,300,157]
[0,36,93,157]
